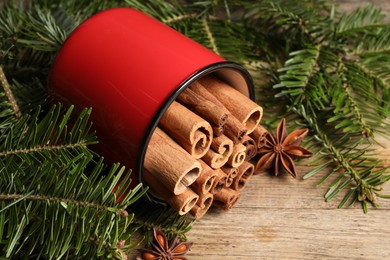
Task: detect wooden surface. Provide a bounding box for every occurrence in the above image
[186,1,390,259]
[187,139,390,259]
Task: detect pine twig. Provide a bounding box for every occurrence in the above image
[0,141,88,157]
[163,13,197,24]
[0,66,21,118]
[0,193,128,217]
[201,18,220,55]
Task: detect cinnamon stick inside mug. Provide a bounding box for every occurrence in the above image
[159,101,213,159]
[143,170,199,215]
[202,135,233,169]
[191,160,218,194]
[227,143,246,168]
[213,188,240,211]
[221,166,238,188]
[188,81,247,143]
[211,124,224,137]
[190,192,214,218]
[242,135,257,161]
[232,161,255,191]
[144,127,202,195]
[250,124,268,152]
[211,169,227,194]
[198,75,263,134]
[176,87,228,127]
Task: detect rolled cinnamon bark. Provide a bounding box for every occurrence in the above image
[232,161,255,191]
[221,166,239,179]
[225,174,234,187]
[241,135,257,161]
[159,101,213,159]
[212,124,224,137]
[189,81,247,143]
[202,135,233,169]
[250,124,268,152]
[143,170,199,215]
[144,127,202,195]
[198,75,263,134]
[177,87,228,127]
[190,192,214,218]
[191,160,218,194]
[227,143,246,168]
[223,117,248,144]
[213,188,240,211]
[210,169,227,194]
[221,166,238,188]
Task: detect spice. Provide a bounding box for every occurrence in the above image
[137,228,193,260]
[255,118,312,177]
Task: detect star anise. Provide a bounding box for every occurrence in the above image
[255,118,313,177]
[136,228,193,260]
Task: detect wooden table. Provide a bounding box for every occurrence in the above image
[187,1,390,259]
[187,138,390,259]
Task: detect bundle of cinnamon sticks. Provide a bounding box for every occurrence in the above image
[143,74,267,218]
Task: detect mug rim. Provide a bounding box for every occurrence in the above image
[138,61,255,204]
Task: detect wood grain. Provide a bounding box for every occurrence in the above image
[187,2,390,258]
[187,137,390,259]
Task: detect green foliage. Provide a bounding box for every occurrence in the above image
[244,2,390,211]
[0,103,147,258]
[1,0,390,258]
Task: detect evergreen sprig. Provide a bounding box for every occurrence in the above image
[243,2,390,211]
[0,102,146,258]
[1,0,390,258]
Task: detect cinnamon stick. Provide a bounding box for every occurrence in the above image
[198,75,263,134]
[190,192,214,218]
[221,166,238,188]
[189,81,247,143]
[250,124,268,152]
[159,101,212,159]
[210,169,227,194]
[241,135,257,161]
[191,160,218,194]
[213,188,240,211]
[144,127,202,195]
[177,87,228,127]
[225,174,234,187]
[232,161,255,191]
[212,124,224,137]
[227,143,246,168]
[143,170,199,215]
[202,134,233,169]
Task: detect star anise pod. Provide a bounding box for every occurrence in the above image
[255,118,313,177]
[136,228,193,260]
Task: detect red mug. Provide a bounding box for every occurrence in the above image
[49,8,255,195]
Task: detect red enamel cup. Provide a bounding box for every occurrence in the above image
[49,8,255,193]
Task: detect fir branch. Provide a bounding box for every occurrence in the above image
[352,27,390,56]
[17,7,68,52]
[0,92,15,130]
[0,141,88,157]
[274,45,324,109]
[328,59,377,138]
[336,4,385,35]
[162,13,197,24]
[0,104,97,163]
[0,66,21,118]
[0,193,128,217]
[0,147,147,258]
[201,18,220,55]
[296,107,388,211]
